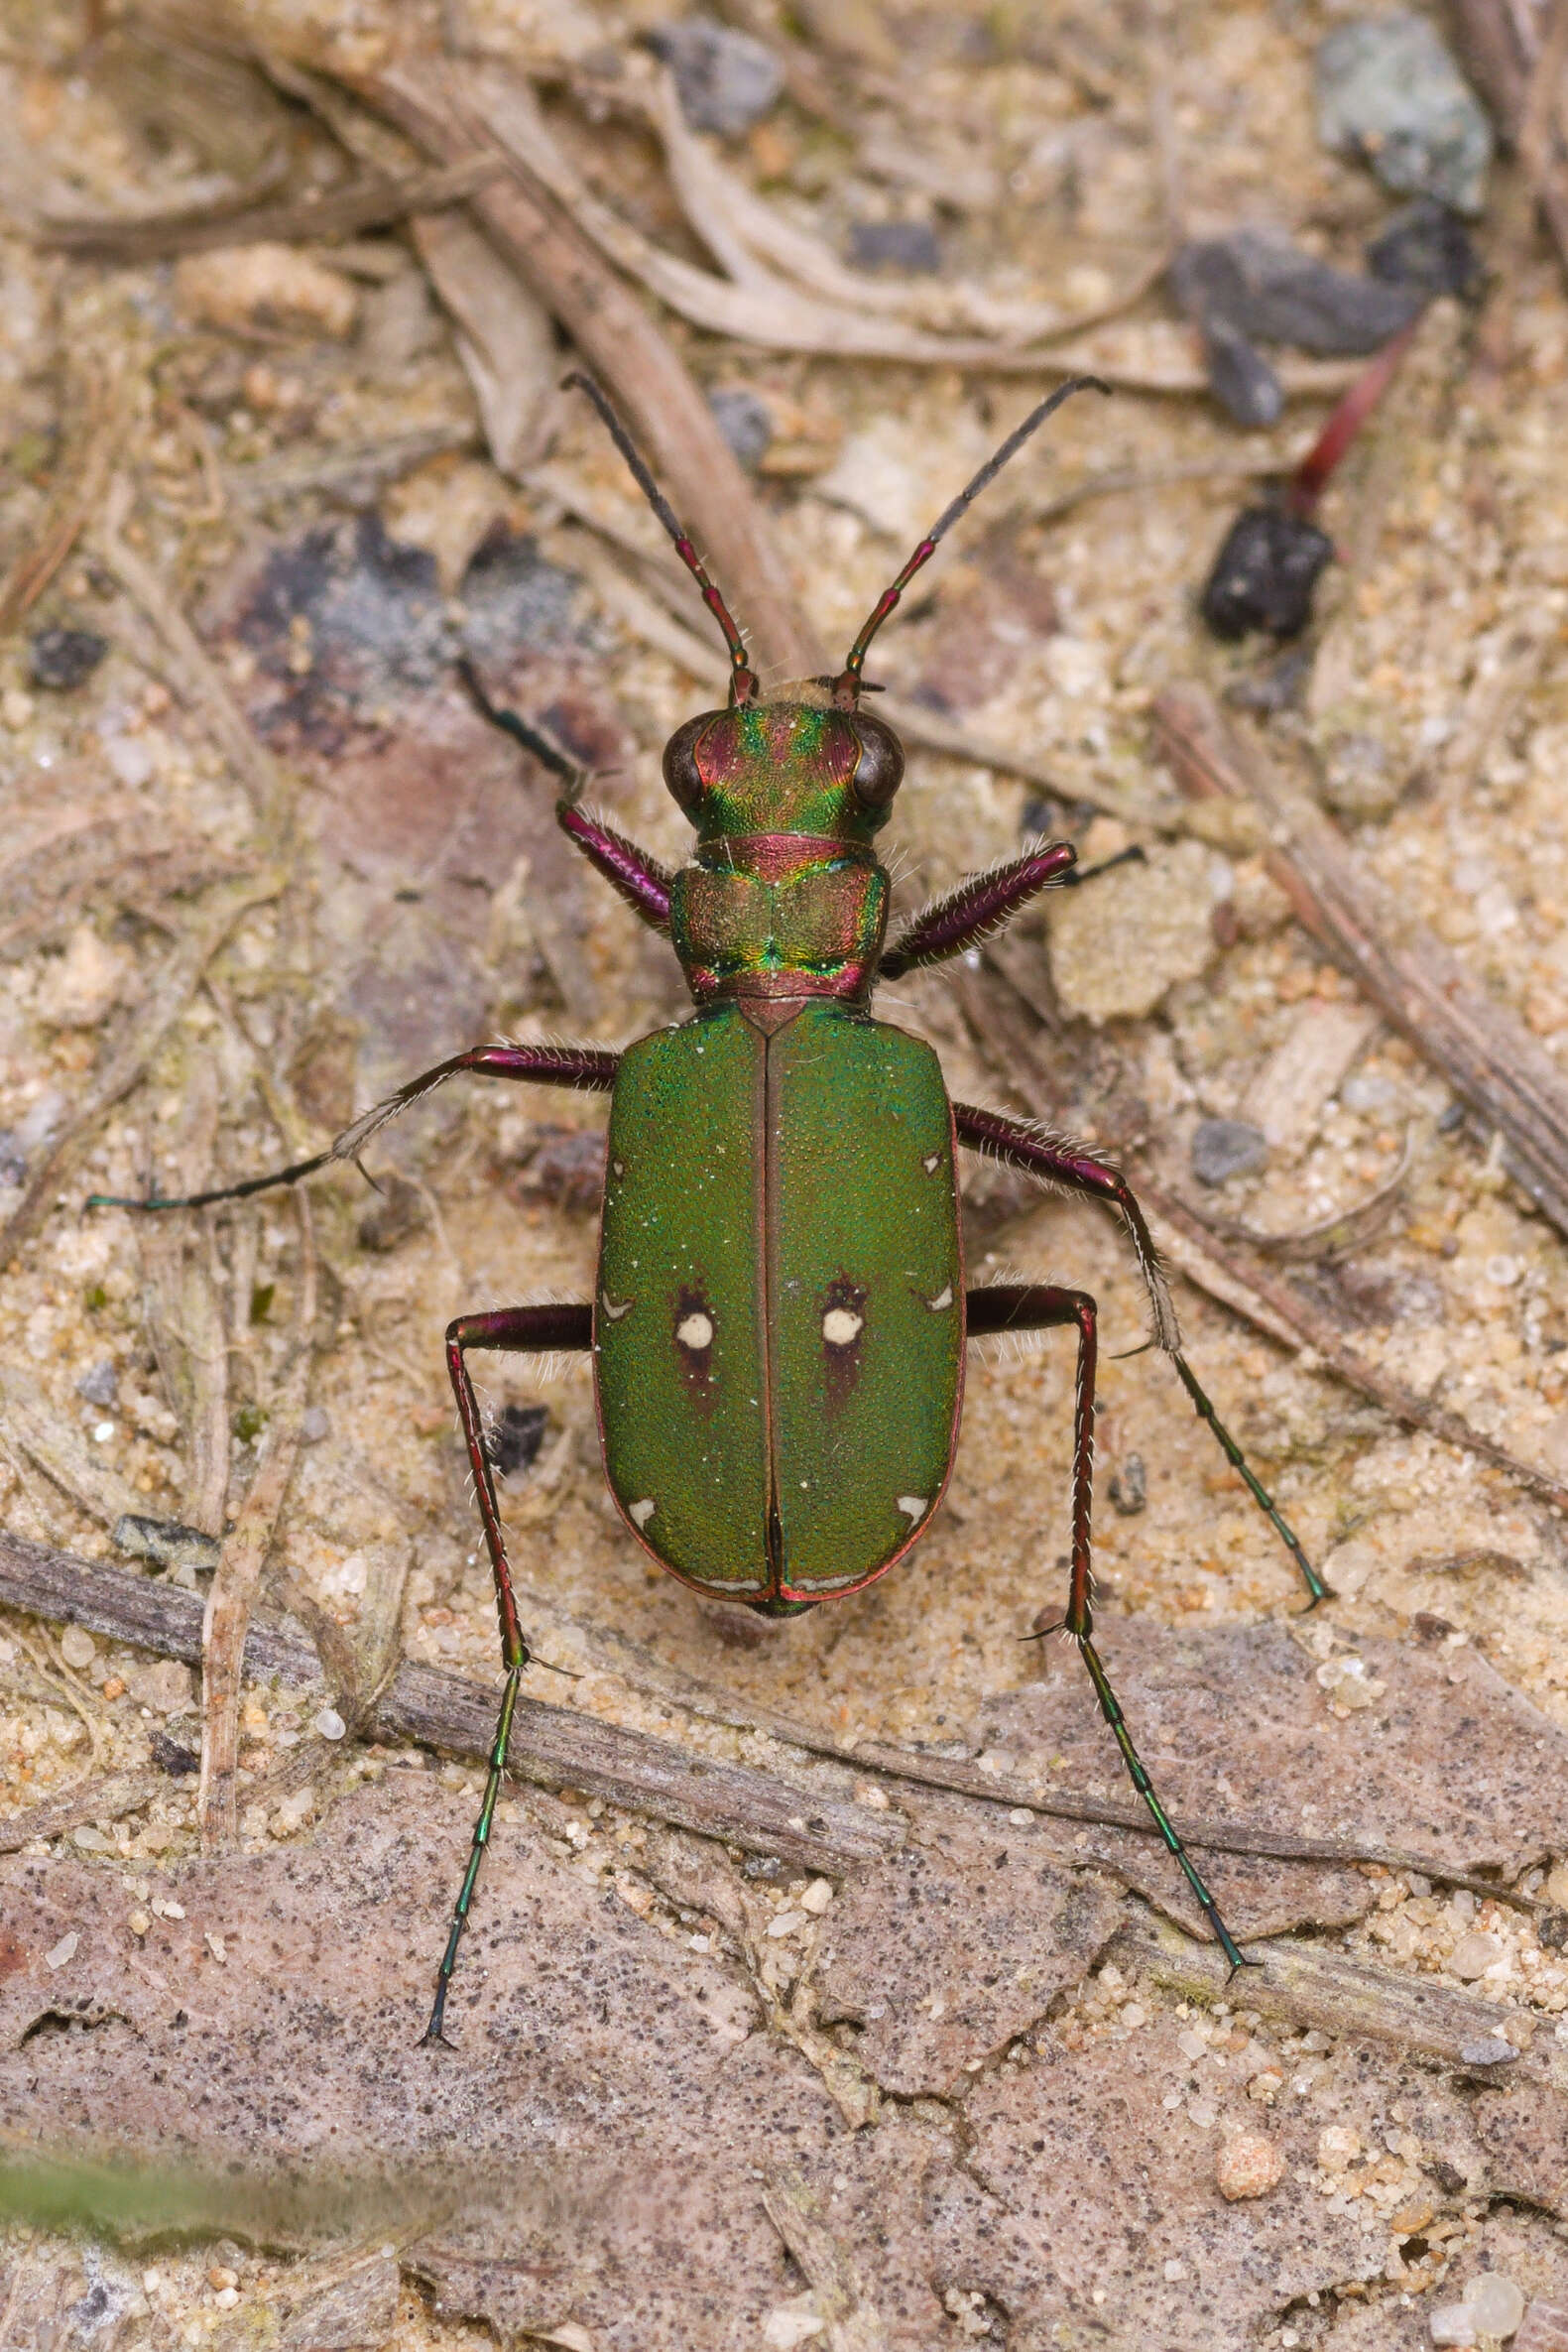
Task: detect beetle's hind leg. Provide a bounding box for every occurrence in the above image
[425,1299,594,2046]
[955,1104,1325,1606]
[968,1282,1252,1970]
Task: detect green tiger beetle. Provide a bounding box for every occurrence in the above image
[91,373,1324,2042]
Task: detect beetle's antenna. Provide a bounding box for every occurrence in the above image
[564,372,759,707]
[832,376,1112,705]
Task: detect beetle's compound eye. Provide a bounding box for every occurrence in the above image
[849,715,905,808]
[663,712,717,816]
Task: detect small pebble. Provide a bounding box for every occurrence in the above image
[1317,2124,1361,2171]
[128,1910,151,1936]
[767,1909,808,1939]
[646,17,783,137]
[76,1360,118,1407]
[1448,1929,1503,1981]
[1458,2036,1518,2067]
[1430,2306,1480,2348]
[1162,2260,1186,2284]
[1315,13,1492,214]
[1215,2131,1284,2200]
[1198,311,1283,429]
[29,625,107,690]
[708,385,774,471]
[799,1878,833,1915]
[1469,2275,1526,2338]
[45,1931,79,1969]
[1191,1117,1268,1186]
[312,1706,346,1741]
[112,1514,221,1574]
[1108,1453,1146,1516]
[2,686,35,730]
[299,1405,331,1444]
[60,1626,96,1671]
[847,219,942,275]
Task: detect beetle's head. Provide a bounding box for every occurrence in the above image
[663,693,904,844]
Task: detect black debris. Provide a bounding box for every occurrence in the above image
[485,1403,549,1479]
[1171,230,1423,359]
[1191,1118,1269,1187]
[112,1513,222,1573]
[1366,196,1484,302]
[29,626,108,690]
[1199,507,1335,642]
[150,1731,201,1777]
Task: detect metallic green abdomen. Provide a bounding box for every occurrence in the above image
[595,1003,963,1606]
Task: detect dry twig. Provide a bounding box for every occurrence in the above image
[1155,684,1568,1241]
[31,152,504,258]
[197,1195,315,1852]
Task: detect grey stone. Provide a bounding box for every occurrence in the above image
[847,219,942,275]
[707,386,774,471]
[1191,1117,1268,1186]
[646,18,783,138]
[1315,13,1493,215]
[1366,196,1485,300]
[75,1361,118,1408]
[1171,230,1423,358]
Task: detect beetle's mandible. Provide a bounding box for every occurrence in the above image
[91,373,1324,2042]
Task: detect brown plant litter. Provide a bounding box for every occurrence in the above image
[4,0,1568,2346]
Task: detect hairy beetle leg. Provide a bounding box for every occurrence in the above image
[425,1300,596,2047]
[969,1282,1250,1966]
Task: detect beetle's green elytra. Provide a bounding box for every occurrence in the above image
[597,1000,962,1609]
[87,374,1326,2043]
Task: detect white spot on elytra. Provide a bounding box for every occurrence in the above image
[922,1153,940,1175]
[822,1308,863,1347]
[629,1498,656,1529]
[602,1294,634,1320]
[927,1285,953,1310]
[897,1495,928,1521]
[676,1311,714,1350]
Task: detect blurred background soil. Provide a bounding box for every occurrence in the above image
[3,0,1568,2346]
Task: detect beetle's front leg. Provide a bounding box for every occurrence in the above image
[967,1282,1251,1970]
[425,1299,594,2046]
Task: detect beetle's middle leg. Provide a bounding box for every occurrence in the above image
[967,1281,1250,1969]
[425,1298,594,2047]
[955,1102,1325,1605]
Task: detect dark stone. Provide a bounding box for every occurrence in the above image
[1540,1911,1568,1951]
[150,1730,201,1776]
[1222,645,1313,714]
[847,219,942,276]
[1108,1454,1146,1516]
[1199,507,1335,642]
[75,1360,119,1408]
[1190,1118,1268,1186]
[1198,311,1283,428]
[512,1125,608,1214]
[485,1403,548,1479]
[707,386,774,472]
[645,18,783,137]
[29,626,108,690]
[1366,196,1484,301]
[0,1131,24,1187]
[1170,230,1423,357]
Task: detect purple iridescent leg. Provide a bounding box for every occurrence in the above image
[879,841,1077,978]
[956,1104,1325,1605]
[86,1044,618,1214]
[427,1299,595,2044]
[968,1281,1249,1966]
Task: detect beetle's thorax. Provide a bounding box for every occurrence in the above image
[665,699,895,1010]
